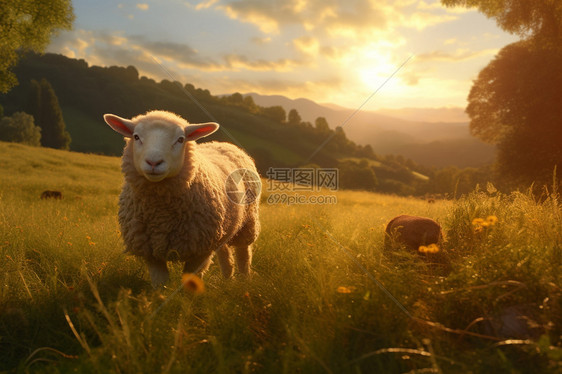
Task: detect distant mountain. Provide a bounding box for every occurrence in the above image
[374,107,469,123]
[246,93,495,168]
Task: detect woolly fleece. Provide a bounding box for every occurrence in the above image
[117,111,260,274]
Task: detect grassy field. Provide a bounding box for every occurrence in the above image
[1,141,561,373]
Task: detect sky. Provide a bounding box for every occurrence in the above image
[47,0,518,115]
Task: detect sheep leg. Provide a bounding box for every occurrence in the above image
[183,253,213,278]
[216,245,234,279]
[146,258,169,288]
[234,245,252,275]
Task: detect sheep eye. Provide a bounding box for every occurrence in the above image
[177,136,185,144]
[133,134,140,141]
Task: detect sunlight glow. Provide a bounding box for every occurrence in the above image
[357,51,405,95]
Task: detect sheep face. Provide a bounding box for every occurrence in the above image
[131,121,187,182]
[104,111,219,182]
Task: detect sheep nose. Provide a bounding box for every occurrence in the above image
[145,159,164,167]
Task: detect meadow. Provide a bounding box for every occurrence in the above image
[0,141,561,373]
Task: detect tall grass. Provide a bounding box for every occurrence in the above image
[0,141,561,373]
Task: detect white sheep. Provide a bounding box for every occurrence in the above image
[104,110,261,287]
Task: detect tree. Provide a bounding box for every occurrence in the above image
[228,92,244,105]
[0,0,74,92]
[338,159,378,191]
[466,42,562,185]
[0,112,41,146]
[261,106,286,123]
[443,0,562,186]
[287,109,302,126]
[314,117,331,134]
[441,0,562,42]
[243,95,259,113]
[28,79,71,150]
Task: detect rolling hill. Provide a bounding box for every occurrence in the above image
[1,53,437,195]
[246,93,496,168]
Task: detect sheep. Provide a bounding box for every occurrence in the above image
[40,190,62,199]
[104,110,261,287]
[384,215,442,252]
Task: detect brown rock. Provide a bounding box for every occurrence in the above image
[384,215,442,251]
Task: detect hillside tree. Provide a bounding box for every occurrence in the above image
[287,109,302,126]
[0,112,41,146]
[0,0,74,93]
[337,159,378,191]
[261,106,286,123]
[314,117,331,134]
[28,78,71,150]
[442,0,562,186]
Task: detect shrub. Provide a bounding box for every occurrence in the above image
[0,112,41,146]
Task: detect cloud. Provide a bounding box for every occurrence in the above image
[223,54,305,71]
[292,36,319,56]
[404,12,457,30]
[47,28,310,78]
[213,0,396,37]
[211,74,344,102]
[251,36,272,45]
[136,3,149,11]
[200,0,460,40]
[128,36,220,69]
[417,0,442,10]
[193,0,219,10]
[416,48,499,62]
[401,70,421,86]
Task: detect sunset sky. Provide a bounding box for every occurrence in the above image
[47,0,518,114]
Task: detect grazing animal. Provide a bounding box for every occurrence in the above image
[384,215,442,251]
[40,190,62,200]
[104,110,261,287]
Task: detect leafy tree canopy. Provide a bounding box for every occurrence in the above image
[0,0,74,93]
[287,109,302,126]
[467,41,562,185]
[442,0,562,42]
[0,111,41,146]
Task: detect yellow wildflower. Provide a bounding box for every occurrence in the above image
[486,215,498,226]
[472,218,485,226]
[418,244,440,254]
[426,243,440,253]
[182,273,205,294]
[337,286,356,294]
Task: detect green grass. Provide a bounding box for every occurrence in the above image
[62,106,126,156]
[224,127,305,166]
[1,141,561,373]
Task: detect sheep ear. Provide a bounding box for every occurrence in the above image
[185,122,219,141]
[104,114,136,138]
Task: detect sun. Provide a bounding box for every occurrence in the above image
[357,54,404,94]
